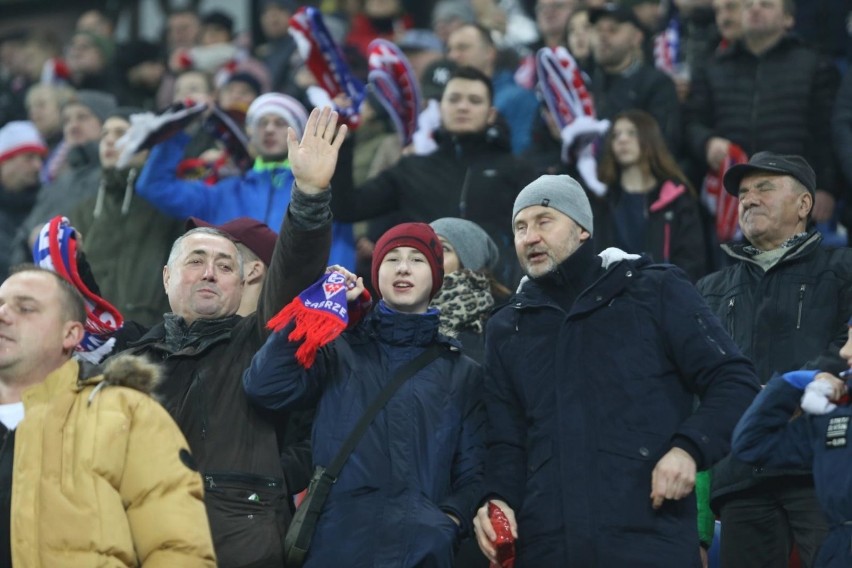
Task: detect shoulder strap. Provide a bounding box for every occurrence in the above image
[325,343,444,479]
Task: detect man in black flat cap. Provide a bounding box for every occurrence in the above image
[697,151,852,568]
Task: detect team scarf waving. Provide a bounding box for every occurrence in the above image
[32,216,124,364]
[654,17,681,76]
[367,39,422,146]
[702,143,748,243]
[267,271,372,369]
[289,6,366,128]
[536,46,609,196]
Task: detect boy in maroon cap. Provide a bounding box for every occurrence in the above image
[243,218,485,567]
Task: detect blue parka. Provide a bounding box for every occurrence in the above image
[243,305,484,568]
[483,245,760,567]
[733,372,852,568]
[136,132,355,269]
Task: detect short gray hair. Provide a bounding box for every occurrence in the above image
[167,227,244,280]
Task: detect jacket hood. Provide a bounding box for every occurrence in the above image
[81,353,163,396]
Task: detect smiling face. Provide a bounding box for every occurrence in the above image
[0,271,83,384]
[737,172,812,251]
[163,232,244,323]
[377,246,434,314]
[514,205,590,278]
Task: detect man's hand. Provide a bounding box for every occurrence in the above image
[705,137,731,170]
[811,189,836,223]
[289,106,348,195]
[473,499,517,563]
[650,447,697,509]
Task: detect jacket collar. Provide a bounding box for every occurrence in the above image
[360,302,444,347]
[129,313,240,354]
[722,229,822,268]
[719,32,803,60]
[516,244,650,318]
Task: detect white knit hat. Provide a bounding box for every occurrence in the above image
[0,121,47,164]
[246,93,309,138]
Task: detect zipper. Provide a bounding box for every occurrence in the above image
[458,168,472,219]
[726,297,736,338]
[796,284,806,329]
[204,471,283,490]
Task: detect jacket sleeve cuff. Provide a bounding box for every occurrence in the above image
[670,436,704,469]
[289,184,332,231]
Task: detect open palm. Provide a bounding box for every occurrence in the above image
[288,107,348,194]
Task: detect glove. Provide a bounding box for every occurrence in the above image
[801,379,837,415]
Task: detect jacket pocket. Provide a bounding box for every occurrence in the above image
[597,431,676,531]
[204,472,287,567]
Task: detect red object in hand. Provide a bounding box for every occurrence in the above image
[488,501,516,568]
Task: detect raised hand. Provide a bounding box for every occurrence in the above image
[288,107,348,195]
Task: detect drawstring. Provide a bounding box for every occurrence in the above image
[121,168,137,215]
[92,177,106,218]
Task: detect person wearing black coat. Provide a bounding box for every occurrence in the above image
[113,108,347,567]
[329,66,536,288]
[472,174,760,567]
[696,152,852,568]
[684,1,841,224]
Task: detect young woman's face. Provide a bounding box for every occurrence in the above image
[611,118,642,167]
[439,236,461,274]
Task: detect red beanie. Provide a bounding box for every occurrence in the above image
[371,222,444,300]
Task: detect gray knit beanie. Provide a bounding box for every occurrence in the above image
[65,90,118,124]
[430,217,499,272]
[511,174,594,236]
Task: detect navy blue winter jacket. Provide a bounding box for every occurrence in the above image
[483,246,760,567]
[243,304,484,568]
[733,373,852,568]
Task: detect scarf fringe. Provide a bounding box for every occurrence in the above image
[267,298,346,368]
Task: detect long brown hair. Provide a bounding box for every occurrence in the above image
[597,110,694,194]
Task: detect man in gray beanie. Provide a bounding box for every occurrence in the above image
[473,173,761,566]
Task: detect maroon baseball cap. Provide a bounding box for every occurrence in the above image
[185,217,277,266]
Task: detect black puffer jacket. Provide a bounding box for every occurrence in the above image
[696,231,852,507]
[590,61,682,152]
[330,128,536,286]
[684,35,840,193]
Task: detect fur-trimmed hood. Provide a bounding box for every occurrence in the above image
[78,353,163,397]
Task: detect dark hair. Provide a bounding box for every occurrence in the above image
[458,22,496,49]
[9,265,86,324]
[782,0,795,16]
[446,66,494,104]
[597,110,694,194]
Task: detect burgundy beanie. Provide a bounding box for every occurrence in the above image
[185,216,277,266]
[371,222,444,300]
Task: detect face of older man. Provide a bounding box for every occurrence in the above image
[737,172,812,251]
[514,205,590,278]
[163,232,244,323]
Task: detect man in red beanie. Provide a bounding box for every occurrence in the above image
[243,211,485,566]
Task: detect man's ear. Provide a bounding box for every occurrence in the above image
[62,321,85,353]
[162,264,170,293]
[244,260,266,286]
[580,229,591,242]
[800,191,814,219]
